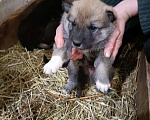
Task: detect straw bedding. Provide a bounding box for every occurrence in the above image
[0,41,138,119]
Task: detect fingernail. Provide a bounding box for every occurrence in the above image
[105,52,110,58]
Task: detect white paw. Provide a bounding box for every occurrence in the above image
[96,81,110,94]
[62,85,71,94]
[43,56,63,75]
[62,89,68,94]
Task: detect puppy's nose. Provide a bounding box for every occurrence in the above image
[73,41,81,47]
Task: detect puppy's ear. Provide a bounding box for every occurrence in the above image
[62,2,73,13]
[106,10,116,22]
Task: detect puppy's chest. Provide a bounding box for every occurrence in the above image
[81,50,100,67]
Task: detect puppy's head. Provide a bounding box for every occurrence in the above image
[62,0,116,50]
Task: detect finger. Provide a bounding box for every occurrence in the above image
[55,24,64,48]
[70,48,78,59]
[70,52,83,61]
[104,29,120,58]
[112,23,125,58]
[112,37,122,58]
[70,48,83,60]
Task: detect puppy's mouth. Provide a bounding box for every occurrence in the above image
[74,46,91,51]
[72,43,92,50]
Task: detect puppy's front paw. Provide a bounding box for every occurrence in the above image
[95,81,110,94]
[62,82,76,94]
[43,56,63,75]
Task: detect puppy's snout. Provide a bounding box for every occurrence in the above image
[73,41,82,47]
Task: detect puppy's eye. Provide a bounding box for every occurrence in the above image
[71,21,76,26]
[90,25,97,31]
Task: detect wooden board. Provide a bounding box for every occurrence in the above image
[136,49,150,120]
[0,0,45,50]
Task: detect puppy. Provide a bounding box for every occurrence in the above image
[44,0,116,97]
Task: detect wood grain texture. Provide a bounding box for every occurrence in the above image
[0,0,45,50]
[136,49,150,120]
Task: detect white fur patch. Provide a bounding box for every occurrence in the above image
[96,81,110,93]
[43,56,63,75]
[62,89,68,94]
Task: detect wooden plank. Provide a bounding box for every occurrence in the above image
[0,0,45,50]
[136,49,150,120]
[0,0,31,21]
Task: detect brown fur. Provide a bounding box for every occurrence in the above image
[70,0,115,28]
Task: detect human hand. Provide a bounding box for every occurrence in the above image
[104,0,138,59]
[55,24,64,48]
[55,24,83,61]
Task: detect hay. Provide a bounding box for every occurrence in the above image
[0,42,138,119]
